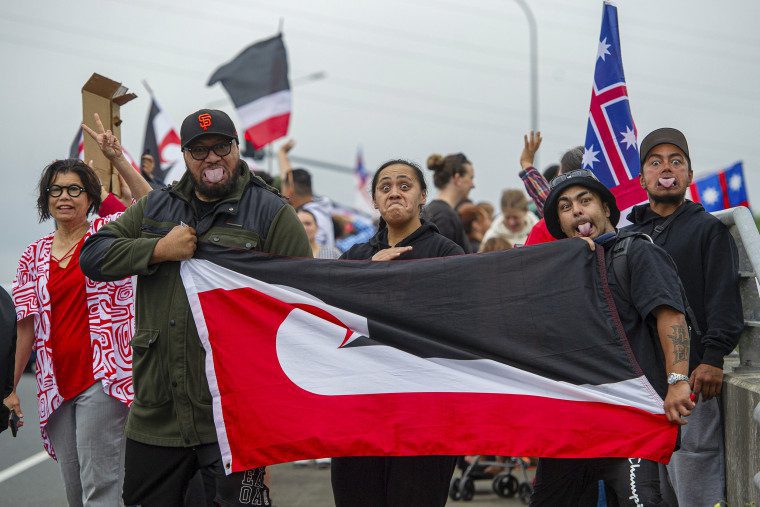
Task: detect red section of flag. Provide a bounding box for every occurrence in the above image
[610,177,648,210]
[243,113,290,149]
[718,171,731,209]
[198,285,677,472]
[589,85,632,185]
[689,182,700,202]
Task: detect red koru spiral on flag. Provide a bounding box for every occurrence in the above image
[198,113,213,131]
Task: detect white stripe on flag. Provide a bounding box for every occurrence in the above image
[236,90,291,128]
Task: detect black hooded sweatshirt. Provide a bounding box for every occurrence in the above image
[624,200,743,372]
[341,221,464,261]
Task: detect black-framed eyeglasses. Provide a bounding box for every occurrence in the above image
[47,184,86,198]
[183,140,235,161]
[549,169,598,189]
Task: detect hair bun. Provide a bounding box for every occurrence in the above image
[427,154,445,171]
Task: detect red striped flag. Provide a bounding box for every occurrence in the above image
[208,34,291,149]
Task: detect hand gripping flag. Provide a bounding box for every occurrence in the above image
[180,241,678,473]
[583,2,647,212]
[142,84,182,184]
[208,34,291,149]
[689,161,750,212]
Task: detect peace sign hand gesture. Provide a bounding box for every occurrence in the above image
[82,113,123,161]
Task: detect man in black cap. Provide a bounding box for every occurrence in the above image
[532,170,695,505]
[624,128,743,505]
[81,109,311,505]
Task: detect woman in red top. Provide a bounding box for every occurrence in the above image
[4,116,151,506]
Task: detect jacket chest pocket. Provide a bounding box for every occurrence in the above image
[204,227,261,251]
[140,223,175,239]
[130,329,171,407]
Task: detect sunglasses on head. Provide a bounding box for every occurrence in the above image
[549,169,598,189]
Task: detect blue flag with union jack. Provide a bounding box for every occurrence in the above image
[583,2,647,211]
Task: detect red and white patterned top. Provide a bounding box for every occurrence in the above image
[13,215,134,459]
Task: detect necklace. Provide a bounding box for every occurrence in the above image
[51,240,81,263]
[51,222,89,263]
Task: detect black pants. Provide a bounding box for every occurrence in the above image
[531,457,665,506]
[123,438,270,507]
[331,455,457,507]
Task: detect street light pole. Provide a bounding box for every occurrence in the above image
[512,0,538,132]
[512,0,539,149]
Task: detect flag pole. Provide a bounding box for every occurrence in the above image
[142,79,155,98]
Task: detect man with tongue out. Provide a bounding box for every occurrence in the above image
[624,128,743,506]
[81,109,311,506]
[533,169,695,505]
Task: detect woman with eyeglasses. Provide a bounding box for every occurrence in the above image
[3,115,150,506]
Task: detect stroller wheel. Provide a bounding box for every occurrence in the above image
[518,482,533,504]
[461,478,475,501]
[449,478,462,501]
[492,474,519,497]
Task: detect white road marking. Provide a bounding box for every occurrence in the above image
[0,451,49,483]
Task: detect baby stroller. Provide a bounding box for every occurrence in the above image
[449,456,534,503]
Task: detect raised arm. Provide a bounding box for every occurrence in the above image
[517,131,550,216]
[277,139,296,200]
[82,113,152,200]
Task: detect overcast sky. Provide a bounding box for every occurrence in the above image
[1,0,759,282]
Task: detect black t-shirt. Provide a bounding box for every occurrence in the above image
[192,193,216,219]
[599,234,686,399]
[422,200,472,253]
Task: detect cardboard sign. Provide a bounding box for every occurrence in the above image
[82,73,136,195]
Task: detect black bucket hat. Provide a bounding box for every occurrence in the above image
[544,169,620,239]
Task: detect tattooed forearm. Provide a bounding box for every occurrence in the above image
[668,324,689,365]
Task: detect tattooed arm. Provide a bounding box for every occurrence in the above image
[653,305,695,425]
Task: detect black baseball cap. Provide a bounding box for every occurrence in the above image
[180,109,238,149]
[639,128,690,167]
[544,169,620,239]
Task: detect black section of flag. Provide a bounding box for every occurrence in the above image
[69,128,81,159]
[141,99,164,183]
[195,240,642,388]
[207,34,290,107]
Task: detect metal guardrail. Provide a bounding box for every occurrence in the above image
[714,206,760,373]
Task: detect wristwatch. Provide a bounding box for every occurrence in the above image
[667,373,689,385]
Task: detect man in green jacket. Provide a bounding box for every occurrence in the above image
[81,109,311,506]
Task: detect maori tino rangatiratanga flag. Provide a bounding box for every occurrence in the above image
[180,241,677,473]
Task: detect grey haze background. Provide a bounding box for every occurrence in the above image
[1,0,758,282]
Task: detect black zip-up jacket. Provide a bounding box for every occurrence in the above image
[341,221,464,260]
[624,200,743,371]
[422,200,472,253]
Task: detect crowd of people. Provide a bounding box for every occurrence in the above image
[0,105,744,507]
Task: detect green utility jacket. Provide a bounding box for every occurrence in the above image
[80,162,311,447]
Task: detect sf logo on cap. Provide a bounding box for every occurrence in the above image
[198,113,213,131]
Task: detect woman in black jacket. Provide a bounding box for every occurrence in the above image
[331,159,463,507]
